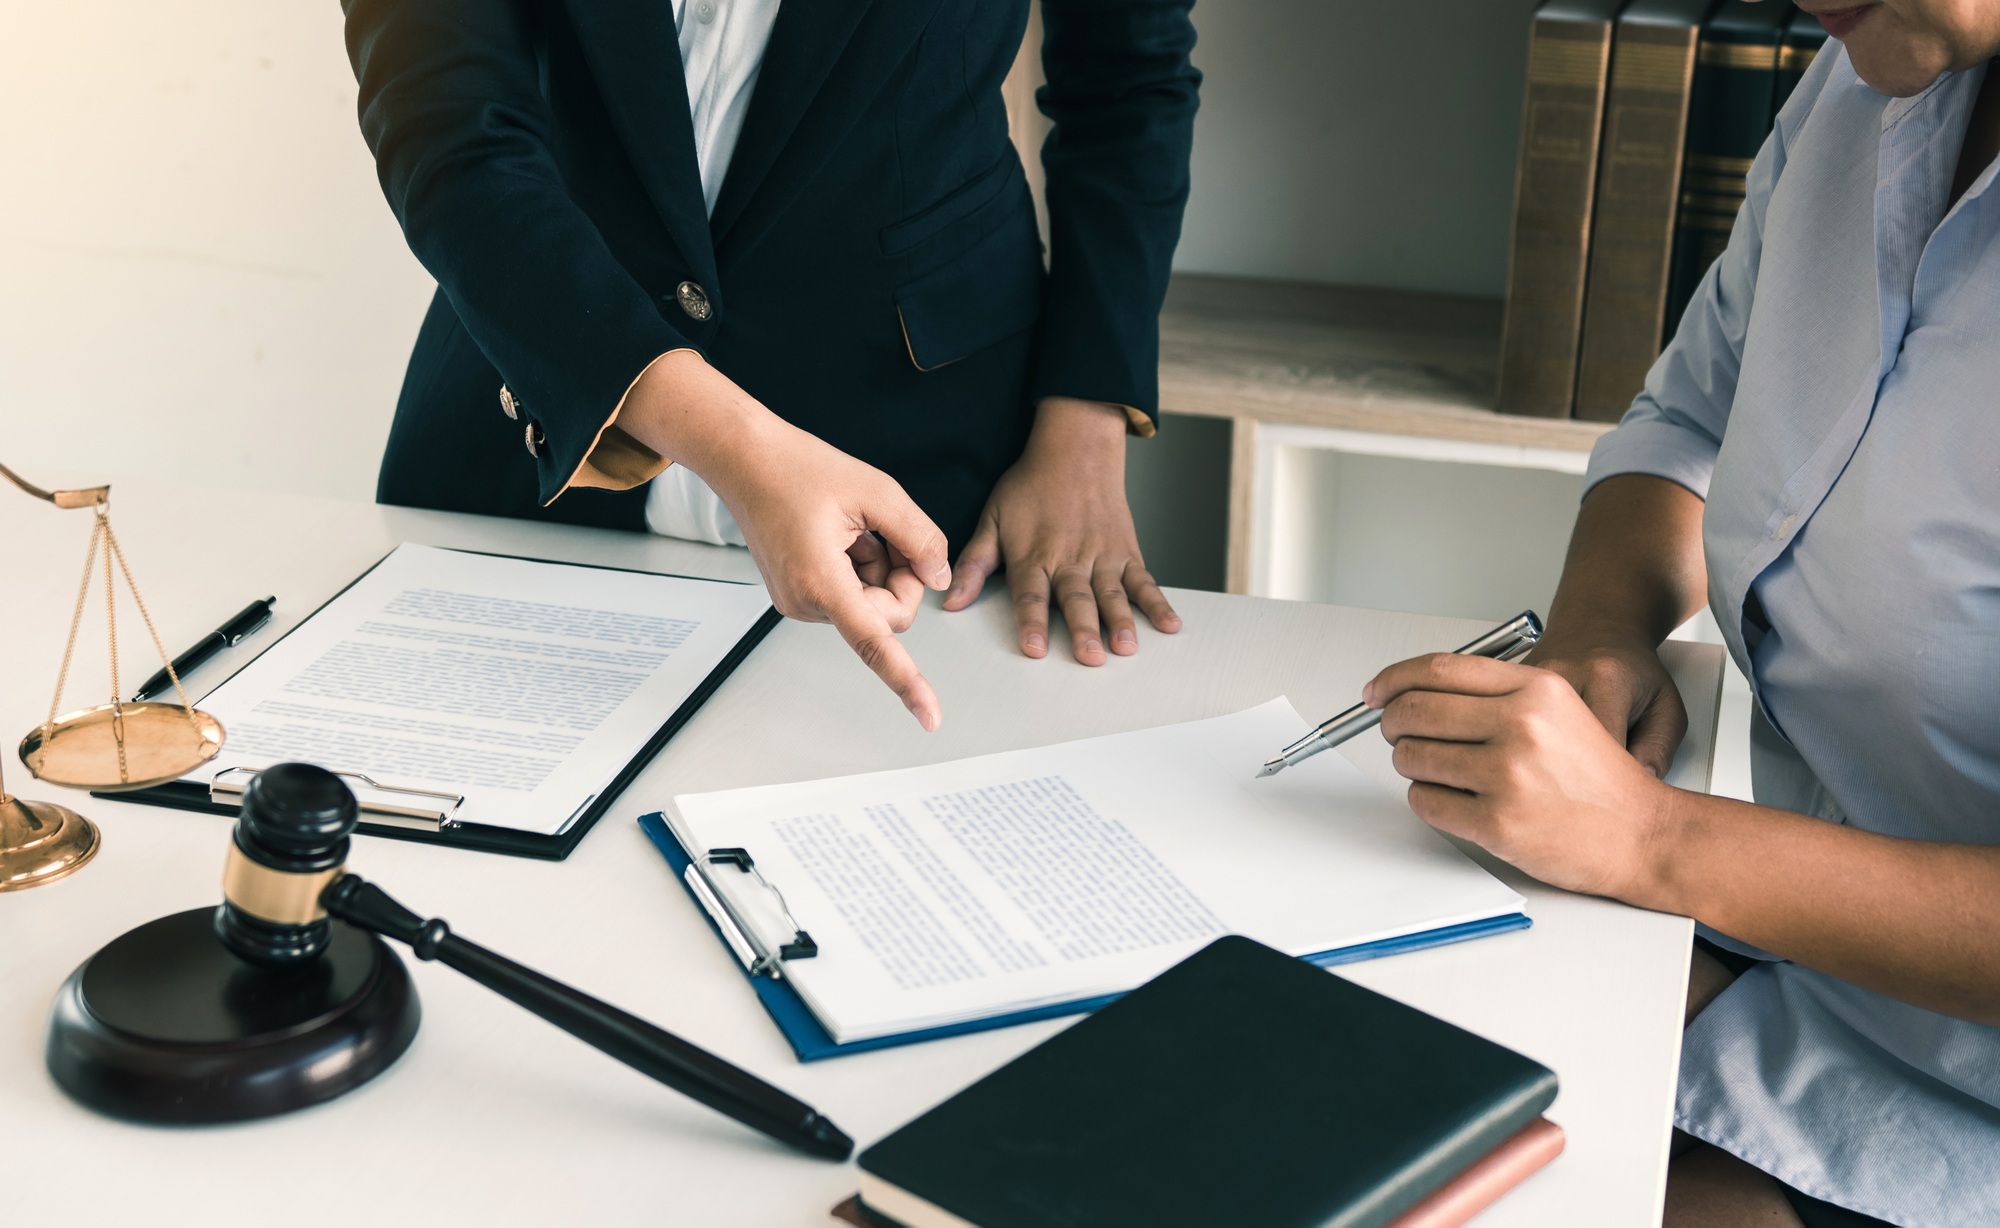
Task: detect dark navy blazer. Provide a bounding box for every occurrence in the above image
[343,0,1200,549]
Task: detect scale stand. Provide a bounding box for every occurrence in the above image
[0,462,226,891]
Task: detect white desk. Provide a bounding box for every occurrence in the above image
[0,479,1713,1227]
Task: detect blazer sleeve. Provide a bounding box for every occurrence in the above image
[343,0,689,503]
[1031,0,1201,430]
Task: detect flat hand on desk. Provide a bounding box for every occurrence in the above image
[943,396,1181,664]
[1367,653,1679,906]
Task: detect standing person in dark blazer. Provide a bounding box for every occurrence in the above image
[343,0,1200,730]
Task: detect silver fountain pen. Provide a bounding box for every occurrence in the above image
[1256,611,1545,779]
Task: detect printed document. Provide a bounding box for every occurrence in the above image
[184,544,771,834]
[670,699,1524,1043]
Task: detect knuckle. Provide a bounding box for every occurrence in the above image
[852,636,891,672]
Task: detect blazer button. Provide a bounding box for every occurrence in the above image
[498,384,520,420]
[523,421,546,457]
[675,281,713,322]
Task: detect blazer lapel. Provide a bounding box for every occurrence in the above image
[565,0,719,285]
[708,0,889,253]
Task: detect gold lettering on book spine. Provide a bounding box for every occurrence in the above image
[1686,153,1756,176]
[1697,41,1779,70]
[1529,32,1608,87]
[1611,41,1694,95]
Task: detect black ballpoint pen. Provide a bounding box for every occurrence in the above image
[133,597,276,701]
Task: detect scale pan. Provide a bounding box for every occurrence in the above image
[20,704,225,792]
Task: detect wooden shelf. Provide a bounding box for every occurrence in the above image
[1158,274,1612,454]
[1154,274,1612,593]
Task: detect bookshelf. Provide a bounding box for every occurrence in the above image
[1155,274,1610,593]
[1005,3,1605,606]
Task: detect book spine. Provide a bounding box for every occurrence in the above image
[1494,7,1616,418]
[1386,1118,1566,1228]
[1661,30,1781,342]
[1572,20,1703,423]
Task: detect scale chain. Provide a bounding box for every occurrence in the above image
[101,517,198,719]
[102,509,126,781]
[46,515,104,740]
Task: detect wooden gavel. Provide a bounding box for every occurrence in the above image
[50,762,850,1160]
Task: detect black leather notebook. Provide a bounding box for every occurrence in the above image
[856,936,1558,1228]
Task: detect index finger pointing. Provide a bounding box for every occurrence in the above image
[823,582,941,731]
[1363,652,1537,709]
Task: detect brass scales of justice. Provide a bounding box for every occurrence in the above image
[0,462,225,891]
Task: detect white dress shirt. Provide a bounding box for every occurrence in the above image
[644,0,782,546]
[1587,46,2000,1225]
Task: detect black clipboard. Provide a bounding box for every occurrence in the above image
[101,546,782,861]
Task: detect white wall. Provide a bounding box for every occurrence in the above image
[0,2,433,501]
[1175,0,1542,297]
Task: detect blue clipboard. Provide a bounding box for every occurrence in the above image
[639,811,1530,1063]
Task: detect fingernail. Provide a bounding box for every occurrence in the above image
[929,563,951,589]
[1114,629,1136,648]
[1083,639,1103,656]
[1362,681,1375,705]
[1025,633,1046,654]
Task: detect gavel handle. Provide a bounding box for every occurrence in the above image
[321,873,852,1161]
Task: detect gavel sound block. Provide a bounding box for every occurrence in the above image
[46,764,418,1121]
[43,762,853,1158]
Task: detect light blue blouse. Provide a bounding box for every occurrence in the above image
[1584,46,2000,1227]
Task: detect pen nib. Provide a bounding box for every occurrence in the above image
[1255,757,1287,779]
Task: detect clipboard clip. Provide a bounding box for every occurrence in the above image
[685,845,817,979]
[209,766,466,832]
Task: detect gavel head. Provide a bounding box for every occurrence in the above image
[214,763,357,969]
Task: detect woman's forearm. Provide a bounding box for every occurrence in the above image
[1651,791,2000,1025]
[1543,474,1709,647]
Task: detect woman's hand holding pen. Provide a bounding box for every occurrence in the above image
[1365,653,1681,906]
[622,352,951,731]
[943,397,1181,664]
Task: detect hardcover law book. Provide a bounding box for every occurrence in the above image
[1570,0,1715,423]
[1660,0,1790,336]
[1494,0,1625,419]
[850,937,1560,1228]
[1773,9,1831,119]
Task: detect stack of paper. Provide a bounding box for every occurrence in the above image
[667,699,1525,1046]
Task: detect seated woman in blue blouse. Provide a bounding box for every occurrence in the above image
[1366,2,2000,1225]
